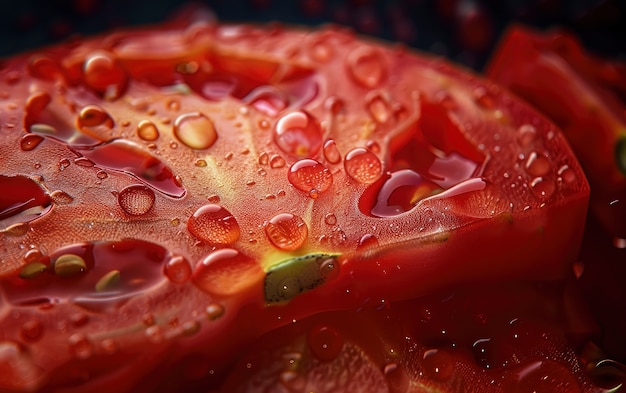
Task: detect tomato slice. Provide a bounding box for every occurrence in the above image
[486,24,626,241]
[0,17,588,392]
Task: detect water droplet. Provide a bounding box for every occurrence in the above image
[28,56,64,80]
[274,110,323,157]
[206,303,225,320]
[145,325,164,344]
[53,254,87,277]
[422,348,454,381]
[287,159,333,196]
[265,213,308,251]
[324,213,337,225]
[357,233,379,250]
[473,86,497,109]
[194,159,207,167]
[83,51,127,99]
[307,325,343,361]
[137,120,160,141]
[20,134,44,151]
[117,185,156,216]
[346,46,386,88]
[319,258,340,281]
[59,158,71,170]
[323,139,341,164]
[187,204,240,244]
[50,190,74,204]
[366,92,392,123]
[191,248,262,296]
[258,152,269,165]
[68,333,94,360]
[366,140,381,154]
[20,319,44,342]
[100,338,119,355]
[173,112,218,150]
[384,363,410,393]
[525,151,551,177]
[530,177,555,199]
[557,165,576,185]
[244,86,288,117]
[308,36,334,62]
[344,147,382,184]
[167,99,181,111]
[96,170,108,180]
[164,255,192,284]
[70,313,89,328]
[269,154,286,169]
[78,105,113,129]
[74,157,95,167]
[516,124,536,147]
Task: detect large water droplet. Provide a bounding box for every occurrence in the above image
[20,319,44,342]
[74,139,186,198]
[265,213,308,251]
[525,151,551,177]
[83,51,127,99]
[287,159,333,196]
[20,134,44,151]
[421,348,454,381]
[244,86,288,117]
[78,105,114,129]
[118,184,156,215]
[344,147,382,184]
[191,248,262,296]
[137,120,160,141]
[173,112,218,150]
[274,110,323,158]
[187,204,240,244]
[0,175,52,230]
[346,46,386,88]
[307,325,343,362]
[530,177,555,199]
[357,233,379,250]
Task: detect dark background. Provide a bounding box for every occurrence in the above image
[0,0,624,71]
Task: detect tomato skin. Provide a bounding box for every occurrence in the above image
[0,17,591,393]
[486,25,626,240]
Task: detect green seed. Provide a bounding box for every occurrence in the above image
[54,254,87,277]
[19,262,47,279]
[95,270,121,292]
[264,253,339,304]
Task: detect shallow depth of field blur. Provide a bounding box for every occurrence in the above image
[0,0,623,71]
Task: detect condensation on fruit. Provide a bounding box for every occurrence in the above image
[274,110,323,157]
[344,147,382,184]
[346,46,386,88]
[187,204,240,245]
[173,112,218,150]
[307,324,343,362]
[137,120,160,141]
[117,184,156,216]
[287,159,333,197]
[525,151,551,177]
[191,248,262,296]
[83,51,127,99]
[365,91,392,124]
[264,213,308,251]
[323,139,341,164]
[163,255,192,284]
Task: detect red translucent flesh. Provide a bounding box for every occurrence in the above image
[0,20,590,392]
[486,25,626,238]
[0,175,51,224]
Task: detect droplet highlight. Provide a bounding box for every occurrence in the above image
[265,213,308,251]
[173,112,218,150]
[187,204,240,244]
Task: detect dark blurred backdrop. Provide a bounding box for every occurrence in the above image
[0,0,624,71]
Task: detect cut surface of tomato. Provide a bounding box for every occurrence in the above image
[0,16,589,392]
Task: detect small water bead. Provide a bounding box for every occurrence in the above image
[74,157,94,167]
[558,164,577,185]
[269,154,286,169]
[164,255,192,284]
[324,213,337,225]
[287,159,333,196]
[68,333,94,360]
[83,51,127,98]
[530,177,555,199]
[100,338,119,355]
[191,248,262,296]
[96,170,108,180]
[264,213,308,251]
[59,158,71,170]
[258,152,269,165]
[206,303,225,321]
[194,159,207,167]
[28,56,64,80]
[244,86,288,117]
[525,151,551,177]
[323,139,341,164]
[145,325,164,344]
[137,120,160,141]
[324,96,345,116]
[20,134,44,151]
[166,99,181,111]
[23,249,44,263]
[473,86,497,109]
[69,313,89,328]
[346,46,386,88]
[117,185,155,216]
[366,92,392,124]
[319,258,340,281]
[366,140,381,154]
[173,112,218,150]
[274,110,323,158]
[20,319,44,342]
[187,204,240,244]
[308,36,334,62]
[307,325,343,362]
[344,147,383,184]
[516,124,537,147]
